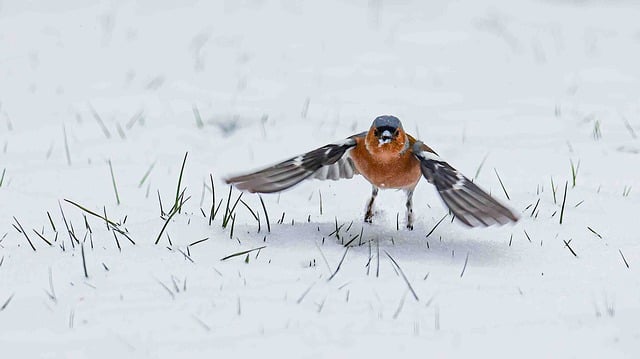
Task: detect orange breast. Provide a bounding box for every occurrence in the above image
[351,137,422,189]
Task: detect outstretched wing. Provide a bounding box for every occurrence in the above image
[225,133,366,193]
[411,141,519,227]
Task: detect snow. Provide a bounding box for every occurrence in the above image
[1,0,640,357]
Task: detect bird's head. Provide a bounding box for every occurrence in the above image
[366,115,408,155]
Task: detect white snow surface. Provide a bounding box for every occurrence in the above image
[1,0,640,358]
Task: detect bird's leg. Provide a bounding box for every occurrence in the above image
[405,189,414,230]
[364,186,379,223]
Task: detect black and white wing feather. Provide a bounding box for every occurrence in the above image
[225,133,364,193]
[412,142,519,227]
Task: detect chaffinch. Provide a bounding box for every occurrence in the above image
[225,115,519,229]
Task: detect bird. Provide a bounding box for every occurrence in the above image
[225,115,519,229]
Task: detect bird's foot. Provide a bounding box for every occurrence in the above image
[406,223,414,231]
[364,212,374,224]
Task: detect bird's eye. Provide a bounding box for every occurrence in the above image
[394,130,399,136]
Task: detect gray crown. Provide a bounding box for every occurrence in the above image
[372,115,402,129]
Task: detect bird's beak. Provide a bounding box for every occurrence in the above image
[379,129,393,144]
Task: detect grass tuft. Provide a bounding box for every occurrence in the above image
[328,247,349,281]
[426,214,447,238]
[593,120,602,140]
[208,174,221,225]
[13,217,36,251]
[239,198,260,231]
[125,110,144,130]
[460,253,470,278]
[559,181,568,225]
[619,249,630,268]
[494,168,511,200]
[222,187,243,229]
[32,229,52,246]
[570,159,580,188]
[81,243,89,278]
[116,123,126,139]
[0,293,15,311]
[45,268,57,302]
[563,239,577,257]
[113,232,121,252]
[172,152,189,214]
[296,283,315,304]
[154,195,189,245]
[587,227,603,239]
[138,161,156,188]
[474,153,489,180]
[189,237,209,247]
[157,280,175,300]
[622,117,637,139]
[385,251,419,301]
[90,105,111,139]
[192,105,204,129]
[393,291,408,320]
[62,124,71,166]
[258,195,271,233]
[220,246,266,261]
[530,198,540,217]
[64,199,119,228]
[107,160,121,205]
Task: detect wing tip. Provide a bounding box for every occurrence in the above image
[444,191,520,228]
[222,174,257,193]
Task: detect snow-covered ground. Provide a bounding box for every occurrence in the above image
[1,0,640,357]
